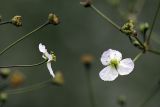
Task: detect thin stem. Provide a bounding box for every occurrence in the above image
[0,59,47,68]
[0,21,11,25]
[90,4,146,51]
[0,21,49,56]
[6,79,51,95]
[134,36,145,50]
[148,49,160,55]
[85,69,96,107]
[133,52,143,62]
[146,1,160,45]
[90,4,121,30]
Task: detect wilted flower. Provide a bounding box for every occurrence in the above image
[39,43,56,78]
[99,49,134,81]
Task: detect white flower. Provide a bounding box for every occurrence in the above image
[39,43,56,78]
[99,49,134,81]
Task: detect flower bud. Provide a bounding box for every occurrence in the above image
[11,15,22,27]
[0,92,8,103]
[48,13,60,25]
[50,51,56,62]
[52,71,64,86]
[80,0,92,7]
[9,71,25,88]
[139,22,149,33]
[0,68,11,79]
[121,19,136,35]
[81,54,94,70]
[117,95,127,106]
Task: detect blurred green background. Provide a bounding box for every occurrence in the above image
[0,0,160,107]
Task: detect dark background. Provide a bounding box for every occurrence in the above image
[0,0,160,107]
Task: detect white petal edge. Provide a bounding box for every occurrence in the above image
[99,66,118,81]
[117,58,134,75]
[101,49,122,66]
[47,62,55,78]
[39,43,47,53]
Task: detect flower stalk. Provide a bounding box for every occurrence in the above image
[0,60,47,68]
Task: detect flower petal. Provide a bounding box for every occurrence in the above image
[118,58,134,75]
[47,62,55,78]
[99,66,118,81]
[39,43,47,53]
[101,49,122,66]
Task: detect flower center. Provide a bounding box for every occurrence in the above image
[110,59,119,69]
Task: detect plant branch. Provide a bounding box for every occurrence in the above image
[148,49,160,55]
[6,79,51,95]
[133,52,143,62]
[0,21,11,25]
[90,4,121,30]
[0,60,47,68]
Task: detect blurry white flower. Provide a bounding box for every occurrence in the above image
[39,43,56,78]
[99,49,134,81]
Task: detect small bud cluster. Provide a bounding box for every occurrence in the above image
[139,22,149,34]
[51,51,56,62]
[48,13,60,25]
[11,15,22,27]
[121,20,136,36]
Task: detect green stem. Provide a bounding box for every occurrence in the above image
[90,4,121,30]
[146,0,160,45]
[134,36,145,50]
[0,21,11,25]
[85,69,96,107]
[148,49,160,55]
[0,60,47,68]
[133,52,143,62]
[0,21,49,56]
[6,79,51,95]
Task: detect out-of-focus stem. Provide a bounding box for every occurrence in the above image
[6,79,51,95]
[0,60,47,68]
[90,4,121,30]
[148,49,160,55]
[133,52,143,62]
[146,1,160,45]
[85,69,96,107]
